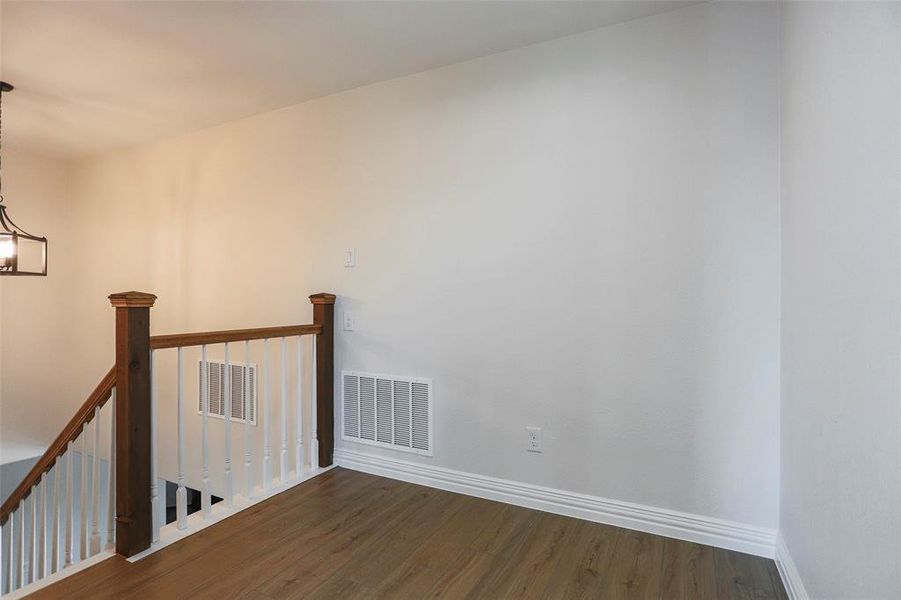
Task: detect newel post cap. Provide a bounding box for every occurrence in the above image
[108,291,157,308]
[309,293,336,305]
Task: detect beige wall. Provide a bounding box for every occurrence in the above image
[2,2,781,529]
[0,151,76,463]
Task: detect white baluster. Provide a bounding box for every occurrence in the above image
[7,517,13,594]
[295,336,303,478]
[6,511,14,592]
[224,342,234,508]
[311,334,319,471]
[3,516,11,594]
[21,501,29,587]
[262,339,272,491]
[201,345,212,517]
[79,426,88,561]
[51,461,60,574]
[10,505,19,590]
[176,347,187,530]
[8,509,16,591]
[66,441,75,566]
[37,474,46,579]
[243,340,252,499]
[82,424,91,561]
[150,350,160,543]
[28,488,36,584]
[22,497,29,588]
[279,337,287,482]
[43,473,50,578]
[6,511,16,592]
[106,394,116,551]
[23,493,32,587]
[17,500,25,589]
[91,407,101,555]
[34,483,42,581]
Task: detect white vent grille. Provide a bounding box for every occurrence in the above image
[198,360,257,425]
[342,371,432,456]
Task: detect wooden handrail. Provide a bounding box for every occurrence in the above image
[0,366,116,525]
[149,324,322,350]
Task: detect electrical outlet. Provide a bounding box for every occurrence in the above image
[526,427,542,453]
[344,248,356,268]
[343,311,355,331]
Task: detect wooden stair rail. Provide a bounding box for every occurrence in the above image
[0,290,335,562]
[149,324,321,349]
[0,365,116,525]
[110,290,336,557]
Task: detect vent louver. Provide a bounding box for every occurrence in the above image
[198,360,257,425]
[342,371,432,456]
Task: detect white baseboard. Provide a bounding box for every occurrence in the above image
[335,448,777,558]
[775,533,810,600]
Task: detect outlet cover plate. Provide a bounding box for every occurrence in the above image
[526,426,542,453]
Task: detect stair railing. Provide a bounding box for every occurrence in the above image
[0,368,116,594]
[0,290,335,595]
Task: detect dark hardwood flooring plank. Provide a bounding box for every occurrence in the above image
[552,519,620,599]
[343,486,470,587]
[469,502,540,555]
[361,496,506,599]
[602,528,665,599]
[305,575,373,600]
[660,537,717,600]
[714,547,781,600]
[247,486,462,598]
[477,512,578,599]
[415,503,541,598]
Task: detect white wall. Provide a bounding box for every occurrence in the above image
[780,2,901,598]
[0,456,38,503]
[2,1,781,530]
[0,151,77,465]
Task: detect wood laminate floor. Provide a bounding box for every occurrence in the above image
[33,468,788,599]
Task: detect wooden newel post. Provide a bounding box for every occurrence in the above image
[309,293,336,467]
[108,291,157,558]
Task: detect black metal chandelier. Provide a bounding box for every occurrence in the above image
[0,81,47,276]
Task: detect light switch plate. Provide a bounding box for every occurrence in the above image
[344,248,356,268]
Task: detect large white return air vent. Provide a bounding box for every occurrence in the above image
[198,360,257,425]
[342,371,432,455]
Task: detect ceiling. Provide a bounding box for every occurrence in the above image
[0,0,699,160]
